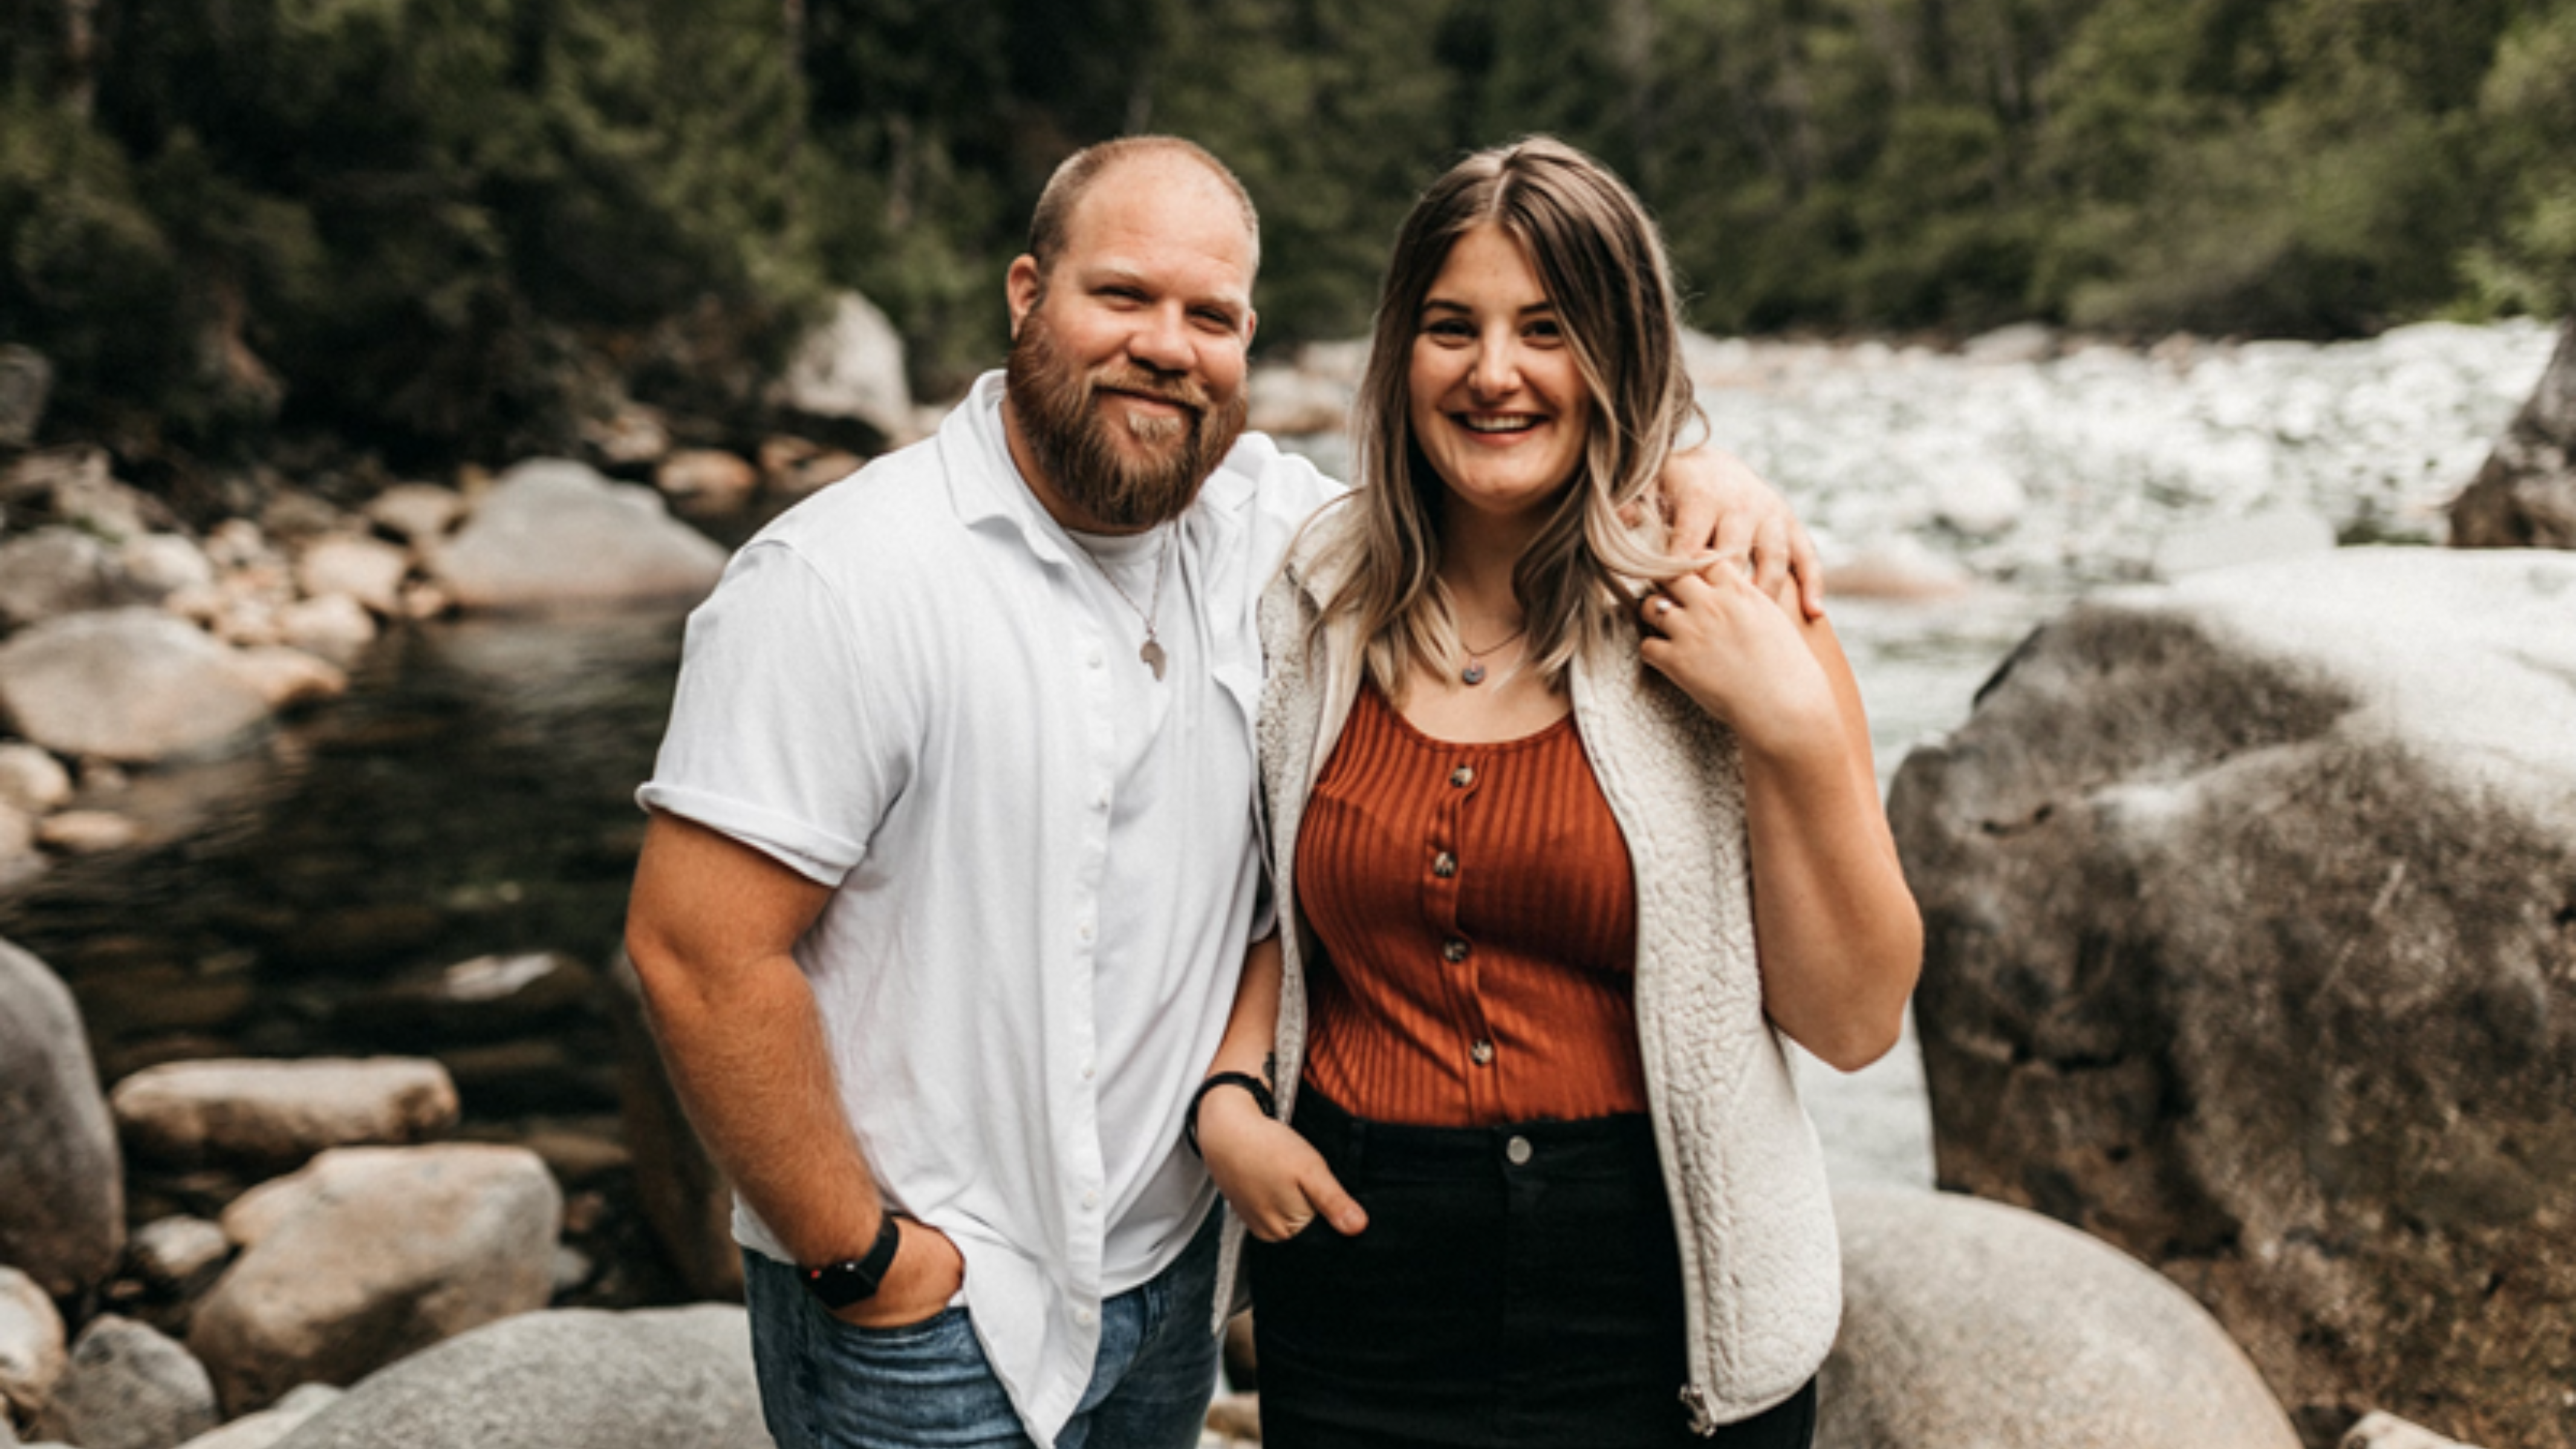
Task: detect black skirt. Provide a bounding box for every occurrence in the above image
[1246,1090,1817,1449]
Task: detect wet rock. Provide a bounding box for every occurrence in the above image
[0,744,70,814]
[0,804,36,888]
[0,1266,67,1422]
[654,450,759,515]
[0,529,123,630]
[342,952,599,1046]
[260,1305,762,1449]
[51,464,168,545]
[774,290,913,445]
[2341,1412,2491,1449]
[2151,505,2338,578]
[129,1217,233,1295]
[579,403,672,470]
[428,460,726,611]
[111,1058,461,1173]
[117,536,217,602]
[2450,316,2576,549]
[30,1315,219,1449]
[0,345,50,448]
[172,1384,340,1449]
[254,493,342,552]
[293,537,408,617]
[1888,548,2576,1448]
[0,937,125,1298]
[36,809,140,855]
[607,949,740,1300]
[359,486,464,549]
[272,596,375,665]
[0,610,273,763]
[224,648,348,711]
[189,1144,561,1413]
[1820,1188,2298,1449]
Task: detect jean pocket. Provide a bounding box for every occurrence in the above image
[821,1301,970,1354]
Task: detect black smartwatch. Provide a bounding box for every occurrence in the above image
[800,1210,905,1311]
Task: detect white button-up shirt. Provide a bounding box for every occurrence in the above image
[640,373,1335,1444]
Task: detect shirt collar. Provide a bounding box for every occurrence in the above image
[942,370,1256,560]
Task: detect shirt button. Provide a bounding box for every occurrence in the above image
[1441,938,1469,963]
[1081,1061,1096,1081]
[1093,787,1111,810]
[1470,1039,1495,1066]
[1431,851,1457,879]
[1088,648,1105,669]
[1449,764,1475,788]
[1082,1190,1099,1209]
[1505,1135,1533,1166]
[1075,1306,1098,1328]
[1077,920,1095,943]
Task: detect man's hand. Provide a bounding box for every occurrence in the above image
[831,1218,968,1330]
[1653,446,1824,620]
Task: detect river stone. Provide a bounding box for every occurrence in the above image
[340,952,599,1046]
[1888,547,2576,1448]
[117,535,217,602]
[172,1385,340,1449]
[36,808,137,855]
[428,460,726,610]
[293,536,408,617]
[272,596,374,665]
[0,529,123,630]
[111,1058,460,1173]
[189,1145,560,1412]
[654,450,759,513]
[2450,316,2575,549]
[360,486,464,548]
[0,1266,66,1422]
[130,1216,233,1294]
[0,745,70,814]
[773,290,912,444]
[0,937,125,1298]
[224,648,347,711]
[30,1315,219,1449]
[264,1305,763,1449]
[1821,1187,2297,1448]
[0,610,273,762]
[0,804,34,888]
[2341,1412,2493,1449]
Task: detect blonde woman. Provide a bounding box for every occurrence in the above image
[1189,138,1921,1448]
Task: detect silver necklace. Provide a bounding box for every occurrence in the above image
[1076,527,1175,680]
[1459,624,1527,686]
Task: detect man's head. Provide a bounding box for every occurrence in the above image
[1002,137,1260,533]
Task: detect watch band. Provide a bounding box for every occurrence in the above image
[1184,1071,1276,1158]
[800,1209,905,1311]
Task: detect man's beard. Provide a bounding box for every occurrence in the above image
[1005,310,1249,531]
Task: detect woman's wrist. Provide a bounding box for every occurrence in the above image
[1185,1071,1275,1156]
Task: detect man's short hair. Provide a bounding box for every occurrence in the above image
[1026,136,1261,279]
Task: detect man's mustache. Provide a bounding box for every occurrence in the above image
[1088,368,1211,420]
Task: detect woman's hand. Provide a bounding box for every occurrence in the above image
[1197,1087,1368,1243]
[831,1217,967,1330]
[1638,560,1841,759]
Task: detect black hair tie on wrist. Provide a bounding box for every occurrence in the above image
[1185,1071,1276,1157]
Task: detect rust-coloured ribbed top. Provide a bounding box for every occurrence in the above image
[1295,683,1646,1127]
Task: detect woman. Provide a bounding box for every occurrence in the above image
[1189,137,1922,1448]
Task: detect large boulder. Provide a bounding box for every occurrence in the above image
[267,1306,767,1449]
[772,290,913,446]
[0,937,125,1298]
[1821,1188,2299,1448]
[1888,548,2576,1448]
[29,1316,220,1449]
[0,610,273,763]
[171,1384,340,1449]
[427,461,726,611]
[110,1058,461,1174]
[187,1145,561,1413]
[2450,316,2576,549]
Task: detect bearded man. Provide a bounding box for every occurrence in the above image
[625,136,1819,1449]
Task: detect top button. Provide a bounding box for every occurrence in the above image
[1431,851,1457,879]
[1449,765,1475,788]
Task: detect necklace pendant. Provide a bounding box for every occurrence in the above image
[1140,638,1167,680]
[1461,660,1488,686]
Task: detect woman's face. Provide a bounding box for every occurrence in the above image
[1406,224,1592,530]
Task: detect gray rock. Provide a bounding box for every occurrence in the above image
[272,596,375,665]
[2450,316,2576,549]
[189,1144,561,1413]
[0,529,123,630]
[1819,1187,2298,1449]
[0,346,50,448]
[0,745,71,815]
[111,1057,460,1175]
[0,1266,67,1422]
[222,648,346,711]
[0,937,125,1298]
[773,290,913,444]
[30,1316,219,1449]
[0,610,273,763]
[130,1216,233,1294]
[171,1385,340,1449]
[606,949,741,1300]
[292,536,408,617]
[117,536,217,602]
[2152,505,2338,578]
[1888,548,2576,1447]
[269,1307,767,1449]
[359,486,464,549]
[428,461,726,611]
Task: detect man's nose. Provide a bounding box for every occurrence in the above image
[1127,305,1194,373]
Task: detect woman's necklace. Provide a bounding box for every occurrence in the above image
[1459,624,1527,686]
[1074,527,1174,680]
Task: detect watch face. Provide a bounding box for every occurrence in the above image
[804,1260,881,1311]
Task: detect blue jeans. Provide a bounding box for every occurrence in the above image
[743,1213,1222,1449]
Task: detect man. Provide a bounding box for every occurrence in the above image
[625,135,1817,1449]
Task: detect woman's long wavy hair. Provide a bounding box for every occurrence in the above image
[1306,135,1703,698]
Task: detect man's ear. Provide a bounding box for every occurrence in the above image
[1006,255,1043,338]
[1241,307,1258,347]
